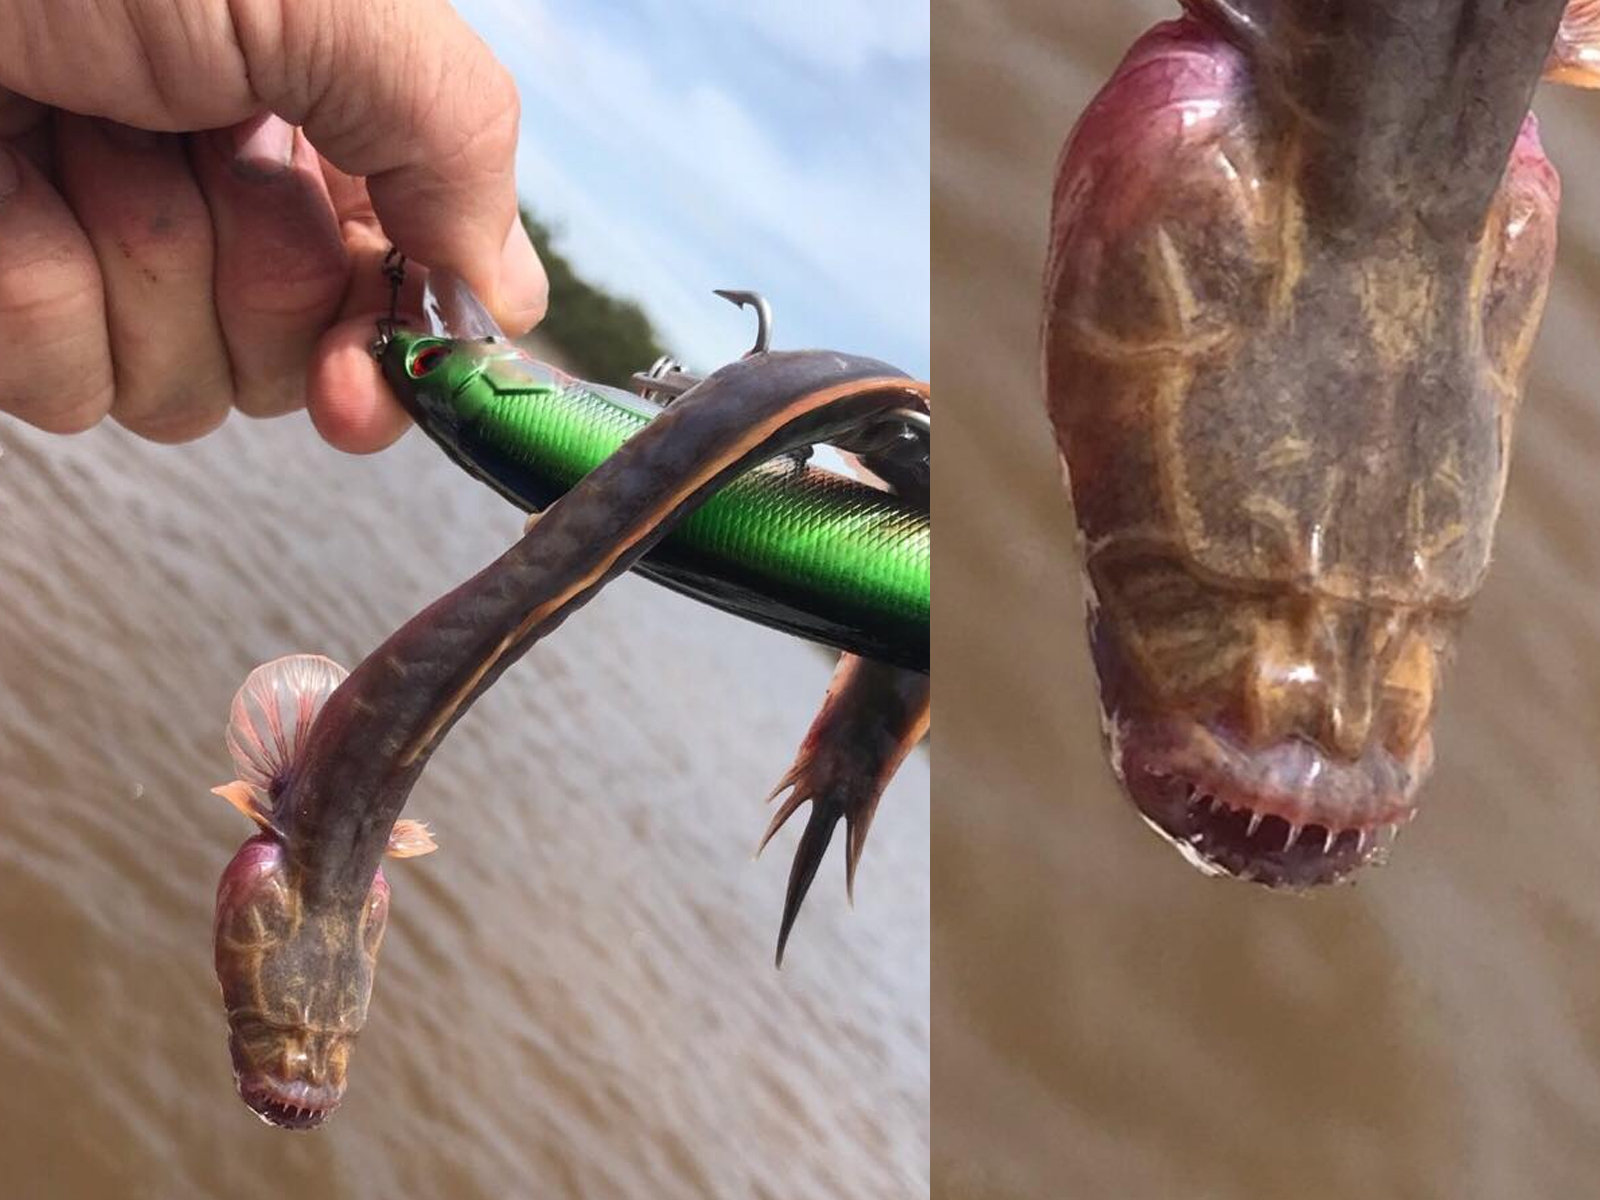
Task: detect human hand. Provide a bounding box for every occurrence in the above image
[0,0,547,452]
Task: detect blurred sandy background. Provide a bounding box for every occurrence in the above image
[934,3,1600,1197]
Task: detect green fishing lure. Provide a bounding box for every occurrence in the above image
[377,286,929,672]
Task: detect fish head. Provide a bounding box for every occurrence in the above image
[1086,555,1451,888]
[378,331,499,433]
[212,833,390,1130]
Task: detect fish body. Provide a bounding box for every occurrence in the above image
[390,335,929,672]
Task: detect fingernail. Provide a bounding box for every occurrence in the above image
[0,145,17,203]
[497,219,548,331]
[225,113,297,178]
[101,121,162,151]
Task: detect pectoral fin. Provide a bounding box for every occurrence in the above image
[758,655,930,967]
[1547,1,1600,87]
[386,819,439,858]
[211,779,274,830]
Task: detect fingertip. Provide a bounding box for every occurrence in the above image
[401,215,546,338]
[115,403,231,445]
[308,321,411,454]
[27,391,111,436]
[491,220,548,336]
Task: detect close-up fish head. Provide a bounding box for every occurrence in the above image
[1045,1,1569,888]
[213,832,390,1132]
[211,832,388,1132]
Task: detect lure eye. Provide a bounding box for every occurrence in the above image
[408,344,450,378]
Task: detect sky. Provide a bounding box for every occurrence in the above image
[453,0,930,378]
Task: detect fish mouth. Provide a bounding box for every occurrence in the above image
[1114,717,1431,888]
[235,1074,342,1131]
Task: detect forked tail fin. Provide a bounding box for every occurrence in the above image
[758,655,930,966]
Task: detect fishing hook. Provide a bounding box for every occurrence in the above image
[712,289,774,356]
[372,246,408,358]
[629,287,775,403]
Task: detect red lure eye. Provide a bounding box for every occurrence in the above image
[408,344,450,378]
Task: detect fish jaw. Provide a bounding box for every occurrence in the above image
[1113,714,1430,889]
[227,1017,352,1131]
[213,834,390,1130]
[1079,563,1447,889]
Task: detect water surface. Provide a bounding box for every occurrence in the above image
[0,407,928,1198]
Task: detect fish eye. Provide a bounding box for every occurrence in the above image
[408,343,451,378]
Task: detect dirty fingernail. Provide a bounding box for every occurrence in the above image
[0,145,18,202]
[226,113,297,177]
[497,219,548,331]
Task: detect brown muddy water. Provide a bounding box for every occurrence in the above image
[0,406,927,1196]
[935,3,1600,1198]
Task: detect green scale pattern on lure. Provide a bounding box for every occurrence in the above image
[381,332,930,672]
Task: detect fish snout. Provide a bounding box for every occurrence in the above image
[227,1016,354,1131]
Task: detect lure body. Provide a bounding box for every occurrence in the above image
[388,336,929,672]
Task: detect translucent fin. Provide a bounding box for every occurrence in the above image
[1547,1,1600,87]
[211,780,273,829]
[422,269,507,340]
[224,654,349,804]
[386,819,438,858]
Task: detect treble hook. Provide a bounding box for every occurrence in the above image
[712,289,773,356]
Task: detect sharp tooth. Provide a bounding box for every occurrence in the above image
[1355,829,1369,854]
[1323,827,1338,853]
[1284,823,1302,850]
[1246,811,1263,838]
[1378,824,1398,846]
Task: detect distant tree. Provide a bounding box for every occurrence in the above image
[520,208,672,388]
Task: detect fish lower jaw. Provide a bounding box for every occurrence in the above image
[1136,775,1417,889]
[1112,720,1429,889]
[236,1075,341,1131]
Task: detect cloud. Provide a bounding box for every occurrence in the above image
[687,0,931,72]
[453,0,928,376]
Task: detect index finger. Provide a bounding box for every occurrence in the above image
[228,0,547,332]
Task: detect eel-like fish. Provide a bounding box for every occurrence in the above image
[386,288,929,672]
[379,274,932,965]
[208,338,927,1129]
